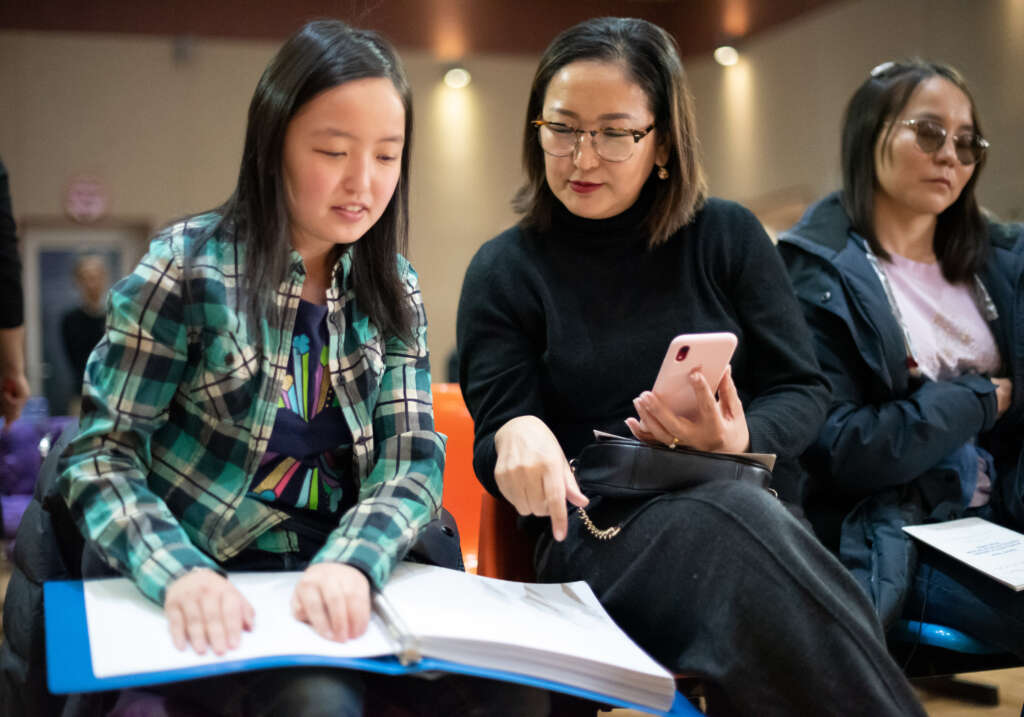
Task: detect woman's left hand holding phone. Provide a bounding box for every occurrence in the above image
[165,568,255,655]
[627,365,750,453]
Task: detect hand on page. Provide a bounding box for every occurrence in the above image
[627,366,750,454]
[292,562,371,642]
[493,415,588,542]
[165,568,254,656]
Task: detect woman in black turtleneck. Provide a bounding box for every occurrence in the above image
[457,17,925,716]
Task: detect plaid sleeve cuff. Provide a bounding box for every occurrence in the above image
[311,536,394,589]
[135,542,223,606]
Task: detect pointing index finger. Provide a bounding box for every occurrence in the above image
[542,461,569,541]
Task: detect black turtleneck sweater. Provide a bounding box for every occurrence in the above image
[456,187,830,503]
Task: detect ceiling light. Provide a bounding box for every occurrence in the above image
[714,45,739,67]
[443,66,471,89]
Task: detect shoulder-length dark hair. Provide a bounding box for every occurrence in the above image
[216,19,413,340]
[841,59,987,283]
[512,16,707,247]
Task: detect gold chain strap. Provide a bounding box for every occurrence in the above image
[576,506,621,540]
[570,458,621,540]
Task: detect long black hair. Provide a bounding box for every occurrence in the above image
[215,19,413,340]
[513,17,706,246]
[841,59,987,283]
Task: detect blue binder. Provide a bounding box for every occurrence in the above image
[45,580,698,716]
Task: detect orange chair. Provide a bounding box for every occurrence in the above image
[430,382,536,581]
[431,383,484,572]
[477,492,536,582]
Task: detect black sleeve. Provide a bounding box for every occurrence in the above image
[724,209,832,461]
[782,244,997,498]
[456,235,546,496]
[0,159,23,329]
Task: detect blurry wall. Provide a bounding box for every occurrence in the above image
[689,0,1024,230]
[1,0,1021,372]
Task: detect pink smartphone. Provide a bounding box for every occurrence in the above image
[651,332,738,419]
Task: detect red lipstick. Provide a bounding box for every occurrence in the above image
[570,181,601,194]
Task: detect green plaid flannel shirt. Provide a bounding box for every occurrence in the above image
[58,213,445,605]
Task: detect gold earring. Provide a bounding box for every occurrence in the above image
[656,165,669,180]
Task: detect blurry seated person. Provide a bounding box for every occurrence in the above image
[61,254,108,394]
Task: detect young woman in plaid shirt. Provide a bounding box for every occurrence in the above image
[58,20,544,717]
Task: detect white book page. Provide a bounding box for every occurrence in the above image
[903,517,1024,590]
[84,572,397,678]
[381,563,670,680]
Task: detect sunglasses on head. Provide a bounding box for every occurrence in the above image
[897,118,989,166]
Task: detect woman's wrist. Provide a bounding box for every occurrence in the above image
[495,415,539,450]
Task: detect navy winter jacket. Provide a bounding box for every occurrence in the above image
[779,193,1024,624]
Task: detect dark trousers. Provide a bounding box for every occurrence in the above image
[107,667,547,717]
[535,481,926,717]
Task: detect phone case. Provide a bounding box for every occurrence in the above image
[651,332,738,419]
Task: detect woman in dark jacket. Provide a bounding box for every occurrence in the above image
[780,59,1024,651]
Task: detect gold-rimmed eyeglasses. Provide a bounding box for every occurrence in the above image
[897,118,989,166]
[532,119,655,163]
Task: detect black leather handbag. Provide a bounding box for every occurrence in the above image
[570,433,774,539]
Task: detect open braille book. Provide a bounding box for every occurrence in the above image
[45,562,696,715]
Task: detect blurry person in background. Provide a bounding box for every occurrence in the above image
[0,157,30,426]
[61,254,109,401]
